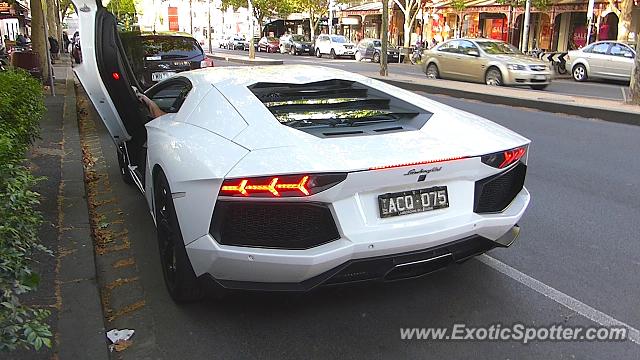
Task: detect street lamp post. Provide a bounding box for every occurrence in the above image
[207,0,212,53]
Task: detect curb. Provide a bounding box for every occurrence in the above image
[371,76,640,127]
[208,53,283,65]
[57,75,109,360]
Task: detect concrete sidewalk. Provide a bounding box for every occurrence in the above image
[13,59,109,360]
[207,51,283,65]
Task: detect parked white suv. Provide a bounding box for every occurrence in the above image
[315,34,356,59]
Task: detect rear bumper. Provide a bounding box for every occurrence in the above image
[207,230,518,291]
[186,187,529,287]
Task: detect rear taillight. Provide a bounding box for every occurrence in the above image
[219,173,346,197]
[200,59,214,68]
[481,145,528,169]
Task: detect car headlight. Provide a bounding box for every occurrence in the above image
[507,64,526,71]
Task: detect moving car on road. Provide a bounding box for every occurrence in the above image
[121,32,213,90]
[355,38,403,63]
[73,0,531,302]
[257,36,279,53]
[315,34,356,59]
[422,38,552,90]
[279,34,312,55]
[567,41,635,83]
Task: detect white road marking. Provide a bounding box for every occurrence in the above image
[478,254,640,345]
[621,87,628,103]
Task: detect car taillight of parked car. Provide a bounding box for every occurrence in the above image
[200,59,214,68]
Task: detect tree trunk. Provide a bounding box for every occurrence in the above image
[402,12,411,62]
[380,0,389,76]
[46,0,58,44]
[30,0,49,81]
[629,35,640,105]
[309,8,315,42]
[617,0,632,42]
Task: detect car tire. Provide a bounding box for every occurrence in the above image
[572,64,587,82]
[316,48,322,58]
[426,63,439,79]
[330,49,336,59]
[355,51,362,61]
[530,84,548,90]
[290,47,295,55]
[116,147,134,185]
[154,170,203,303]
[373,52,380,63]
[485,67,503,86]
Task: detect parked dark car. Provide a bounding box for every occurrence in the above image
[355,38,403,63]
[121,32,213,90]
[279,34,312,55]
[257,36,279,53]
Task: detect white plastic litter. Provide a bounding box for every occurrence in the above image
[106,328,135,344]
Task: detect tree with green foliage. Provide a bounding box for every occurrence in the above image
[393,0,421,62]
[292,0,328,42]
[105,0,139,29]
[450,0,466,37]
[222,0,295,37]
[0,69,51,352]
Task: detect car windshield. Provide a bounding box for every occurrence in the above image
[331,36,347,43]
[142,36,202,59]
[292,35,306,41]
[476,41,521,55]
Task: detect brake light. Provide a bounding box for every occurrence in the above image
[200,58,214,68]
[219,173,346,197]
[112,72,121,80]
[369,156,467,171]
[481,145,528,169]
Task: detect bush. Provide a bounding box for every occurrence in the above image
[0,68,51,351]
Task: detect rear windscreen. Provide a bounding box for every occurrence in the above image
[142,37,202,59]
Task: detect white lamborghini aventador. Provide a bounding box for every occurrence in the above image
[73,0,530,301]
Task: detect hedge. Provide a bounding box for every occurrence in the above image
[0,68,51,351]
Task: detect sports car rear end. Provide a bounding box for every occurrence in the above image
[183,69,531,290]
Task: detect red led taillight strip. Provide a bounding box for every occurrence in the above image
[368,156,467,171]
[499,147,526,169]
[220,176,309,196]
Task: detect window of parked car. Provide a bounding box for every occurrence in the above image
[373,40,382,47]
[609,43,633,57]
[458,40,479,55]
[330,35,347,43]
[475,41,519,54]
[291,35,305,42]
[142,36,203,60]
[437,40,459,53]
[588,42,610,54]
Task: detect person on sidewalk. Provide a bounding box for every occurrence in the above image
[63,32,70,53]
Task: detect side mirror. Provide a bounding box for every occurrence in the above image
[467,50,480,57]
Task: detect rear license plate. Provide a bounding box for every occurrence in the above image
[152,71,175,82]
[378,186,449,218]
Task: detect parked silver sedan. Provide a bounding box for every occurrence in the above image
[422,38,552,90]
[567,41,635,82]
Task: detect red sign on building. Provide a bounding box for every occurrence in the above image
[168,7,179,31]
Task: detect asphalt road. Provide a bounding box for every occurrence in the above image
[211,47,631,101]
[89,86,640,359]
